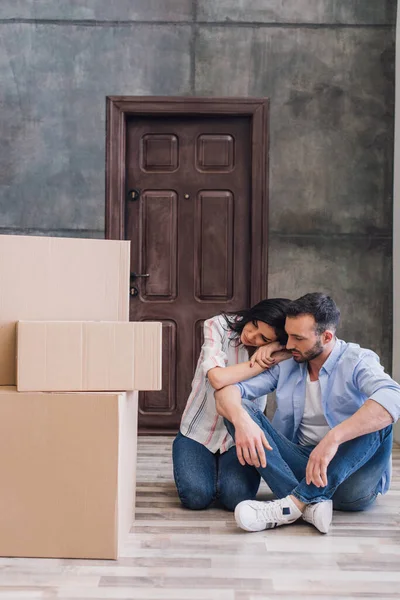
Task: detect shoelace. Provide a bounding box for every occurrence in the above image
[257,499,290,524]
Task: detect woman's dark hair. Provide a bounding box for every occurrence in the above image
[222,298,291,345]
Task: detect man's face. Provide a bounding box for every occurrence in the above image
[285,315,324,363]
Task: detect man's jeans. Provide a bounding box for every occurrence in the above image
[172,432,260,511]
[225,405,393,510]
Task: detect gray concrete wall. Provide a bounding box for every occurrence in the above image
[393,3,400,443]
[0,1,396,369]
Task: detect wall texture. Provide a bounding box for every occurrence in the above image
[393,3,399,443]
[0,1,396,368]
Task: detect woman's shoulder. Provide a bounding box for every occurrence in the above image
[204,314,240,343]
[204,313,237,328]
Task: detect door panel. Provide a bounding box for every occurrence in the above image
[140,190,177,300]
[141,134,179,172]
[125,115,252,433]
[139,320,177,414]
[195,190,234,301]
[196,134,235,171]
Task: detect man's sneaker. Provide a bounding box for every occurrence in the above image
[234,496,302,532]
[302,500,333,534]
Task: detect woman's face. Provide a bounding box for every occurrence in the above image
[240,320,278,347]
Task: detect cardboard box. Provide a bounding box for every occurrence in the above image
[0,387,138,559]
[0,234,130,386]
[17,320,162,392]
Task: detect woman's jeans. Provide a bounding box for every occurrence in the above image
[224,405,393,511]
[173,432,261,511]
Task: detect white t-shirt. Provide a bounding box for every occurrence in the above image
[297,373,330,446]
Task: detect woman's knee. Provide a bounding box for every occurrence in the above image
[172,434,216,510]
[218,474,260,512]
[175,481,215,510]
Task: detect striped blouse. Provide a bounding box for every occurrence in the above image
[180,314,267,454]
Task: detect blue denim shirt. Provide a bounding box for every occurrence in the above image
[236,339,400,494]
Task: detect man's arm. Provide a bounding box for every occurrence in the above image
[330,398,393,444]
[215,369,279,467]
[215,385,272,468]
[306,399,393,488]
[306,355,399,488]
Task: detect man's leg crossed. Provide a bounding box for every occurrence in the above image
[292,425,393,505]
[332,427,393,511]
[224,403,392,533]
[224,403,322,532]
[223,403,311,499]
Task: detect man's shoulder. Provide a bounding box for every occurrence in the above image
[336,340,380,366]
[275,357,300,376]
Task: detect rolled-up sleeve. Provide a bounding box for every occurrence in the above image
[353,355,400,422]
[201,318,228,376]
[236,367,279,401]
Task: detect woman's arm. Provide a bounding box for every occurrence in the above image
[207,341,288,391]
[249,342,291,368]
[207,360,265,390]
[199,317,262,391]
[200,318,289,391]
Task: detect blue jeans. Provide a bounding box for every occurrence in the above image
[224,405,393,511]
[172,432,261,511]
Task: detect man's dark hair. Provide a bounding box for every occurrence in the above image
[286,293,340,335]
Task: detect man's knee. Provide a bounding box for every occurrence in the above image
[224,402,272,441]
[223,417,235,438]
[333,491,378,512]
[223,401,262,426]
[332,471,379,512]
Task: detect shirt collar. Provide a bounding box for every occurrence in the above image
[320,338,342,375]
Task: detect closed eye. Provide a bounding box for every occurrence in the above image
[261,336,271,343]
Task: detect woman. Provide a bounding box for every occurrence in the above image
[173,298,291,511]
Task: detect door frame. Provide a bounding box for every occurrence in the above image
[105,96,269,304]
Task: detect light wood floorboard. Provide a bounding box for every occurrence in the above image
[0,438,399,599]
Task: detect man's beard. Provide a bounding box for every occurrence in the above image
[292,339,324,363]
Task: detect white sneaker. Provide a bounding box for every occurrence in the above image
[234,496,302,532]
[302,500,333,534]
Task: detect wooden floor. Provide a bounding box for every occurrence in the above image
[1,438,400,600]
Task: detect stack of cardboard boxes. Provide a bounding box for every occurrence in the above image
[0,234,162,559]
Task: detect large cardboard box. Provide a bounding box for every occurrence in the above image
[17,321,162,392]
[0,387,138,559]
[0,234,130,385]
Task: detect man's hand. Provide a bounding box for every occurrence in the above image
[234,414,272,468]
[306,433,339,487]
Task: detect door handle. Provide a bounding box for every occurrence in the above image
[131,272,150,281]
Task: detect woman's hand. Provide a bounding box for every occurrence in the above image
[250,341,284,368]
[250,346,276,369]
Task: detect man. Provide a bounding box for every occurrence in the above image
[215,293,400,534]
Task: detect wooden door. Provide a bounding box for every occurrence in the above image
[106,98,269,435]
